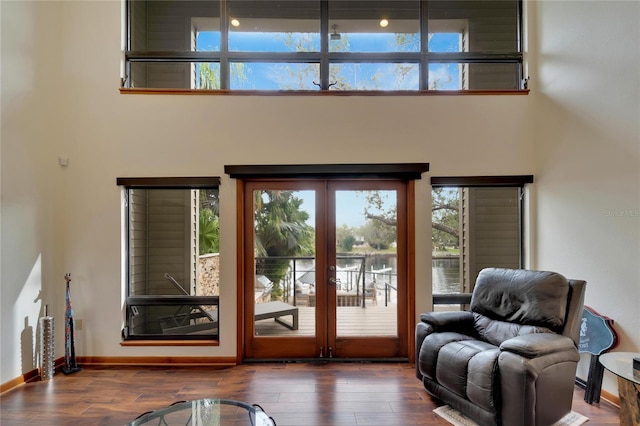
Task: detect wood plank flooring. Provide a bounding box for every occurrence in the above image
[0,363,620,426]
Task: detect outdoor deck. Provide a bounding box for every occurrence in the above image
[255,305,398,337]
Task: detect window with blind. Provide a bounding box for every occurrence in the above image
[118,177,221,341]
[124,0,523,91]
[431,175,533,307]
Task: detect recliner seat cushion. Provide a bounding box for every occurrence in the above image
[419,332,474,380]
[471,268,570,332]
[435,340,500,413]
[473,313,555,347]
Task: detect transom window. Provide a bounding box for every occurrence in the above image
[125,0,523,91]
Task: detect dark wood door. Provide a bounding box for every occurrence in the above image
[242,180,409,360]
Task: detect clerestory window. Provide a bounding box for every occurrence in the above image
[125,0,523,92]
[117,177,221,342]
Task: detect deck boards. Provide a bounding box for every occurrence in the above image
[255,306,398,337]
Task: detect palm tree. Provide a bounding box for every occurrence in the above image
[199,208,219,255]
[254,190,314,299]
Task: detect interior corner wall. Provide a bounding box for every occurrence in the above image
[1,0,65,384]
[529,0,640,395]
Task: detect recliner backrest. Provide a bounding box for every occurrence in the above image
[470,268,571,332]
[563,279,587,345]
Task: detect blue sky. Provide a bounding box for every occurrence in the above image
[295,190,395,228]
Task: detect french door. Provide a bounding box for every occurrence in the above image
[242,179,409,360]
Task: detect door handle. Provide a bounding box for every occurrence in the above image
[328,278,337,285]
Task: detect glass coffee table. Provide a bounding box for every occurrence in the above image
[599,352,640,426]
[127,398,276,426]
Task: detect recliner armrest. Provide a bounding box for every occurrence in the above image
[500,333,577,358]
[419,311,474,331]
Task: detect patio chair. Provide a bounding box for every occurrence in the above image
[160,273,218,334]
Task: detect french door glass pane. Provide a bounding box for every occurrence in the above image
[253,190,316,337]
[335,190,397,337]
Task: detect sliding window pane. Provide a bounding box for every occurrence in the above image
[466,63,521,90]
[130,1,221,52]
[130,62,191,89]
[429,31,463,53]
[329,63,419,91]
[228,1,320,52]
[126,302,219,339]
[129,62,220,89]
[429,62,520,90]
[195,62,221,89]
[329,1,420,53]
[428,63,463,90]
[427,0,519,53]
[195,28,221,52]
[230,62,320,90]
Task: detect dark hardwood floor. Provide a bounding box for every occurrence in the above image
[0,362,620,426]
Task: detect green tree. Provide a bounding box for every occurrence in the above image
[336,224,356,252]
[199,208,219,255]
[361,188,459,251]
[198,63,247,89]
[432,188,459,250]
[198,63,220,89]
[360,219,396,250]
[254,190,315,300]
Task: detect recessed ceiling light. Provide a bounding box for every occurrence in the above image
[230,18,240,27]
[379,18,389,28]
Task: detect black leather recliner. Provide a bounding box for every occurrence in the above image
[416,268,586,426]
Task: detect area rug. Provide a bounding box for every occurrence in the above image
[433,405,589,426]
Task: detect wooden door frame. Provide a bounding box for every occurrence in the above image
[228,163,429,363]
[325,180,410,359]
[239,180,325,359]
[235,179,418,363]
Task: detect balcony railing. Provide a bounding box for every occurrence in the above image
[255,255,397,307]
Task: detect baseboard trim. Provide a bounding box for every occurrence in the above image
[575,376,620,407]
[77,356,238,367]
[2,356,236,394]
[1,357,65,394]
[599,388,620,407]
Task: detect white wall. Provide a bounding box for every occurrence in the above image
[1,0,637,400]
[529,0,640,392]
[1,0,65,383]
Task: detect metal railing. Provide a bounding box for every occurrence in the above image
[255,255,398,308]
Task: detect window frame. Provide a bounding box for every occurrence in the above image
[123,0,524,92]
[117,176,221,342]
